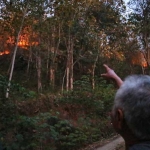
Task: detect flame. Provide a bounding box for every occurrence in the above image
[131,52,148,68]
[18,40,38,48]
[0,34,39,57]
[142,61,147,68]
[0,50,10,55]
[31,42,38,46]
[18,40,28,46]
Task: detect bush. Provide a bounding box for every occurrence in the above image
[57,75,115,117]
[0,75,116,150]
[52,75,116,149]
[0,74,36,100]
[0,108,88,150]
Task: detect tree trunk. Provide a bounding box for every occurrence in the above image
[92,55,98,89]
[26,46,32,74]
[65,31,74,91]
[46,40,51,77]
[37,55,42,92]
[66,66,69,91]
[70,37,74,90]
[50,65,55,88]
[61,37,76,92]
[145,35,150,65]
[49,24,61,88]
[92,34,99,90]
[62,69,66,93]
[6,6,28,98]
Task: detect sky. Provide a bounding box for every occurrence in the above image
[124,0,130,4]
[123,0,133,14]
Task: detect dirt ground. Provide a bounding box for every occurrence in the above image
[96,136,124,150]
[115,142,125,150]
[81,135,125,150]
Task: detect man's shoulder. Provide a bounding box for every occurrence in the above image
[129,142,150,150]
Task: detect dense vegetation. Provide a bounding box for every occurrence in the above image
[0,0,150,149]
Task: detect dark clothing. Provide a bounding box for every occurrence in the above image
[129,142,150,150]
[0,143,3,150]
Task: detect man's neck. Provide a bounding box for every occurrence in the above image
[124,137,139,150]
[120,123,139,150]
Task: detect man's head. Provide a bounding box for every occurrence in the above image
[112,75,150,140]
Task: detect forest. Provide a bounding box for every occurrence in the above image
[0,0,150,149]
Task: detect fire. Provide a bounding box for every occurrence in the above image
[0,50,10,55]
[142,61,148,68]
[131,52,148,68]
[18,40,38,48]
[18,40,29,47]
[0,39,38,56]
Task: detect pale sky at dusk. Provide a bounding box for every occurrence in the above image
[123,0,132,14]
[124,0,130,4]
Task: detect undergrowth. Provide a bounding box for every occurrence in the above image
[0,75,116,150]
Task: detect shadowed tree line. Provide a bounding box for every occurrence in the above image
[0,0,150,149]
[1,0,148,95]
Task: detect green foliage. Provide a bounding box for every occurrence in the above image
[58,75,115,117]
[10,83,37,99]
[0,102,88,150]
[74,75,92,91]
[47,118,87,150]
[94,78,115,114]
[52,75,116,149]
[0,75,8,98]
[0,74,115,150]
[0,1,128,149]
[0,74,36,99]
[41,116,87,149]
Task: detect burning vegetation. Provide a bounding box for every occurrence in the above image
[0,50,10,55]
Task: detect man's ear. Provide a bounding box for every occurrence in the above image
[116,109,124,130]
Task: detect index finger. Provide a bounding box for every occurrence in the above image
[103,64,111,71]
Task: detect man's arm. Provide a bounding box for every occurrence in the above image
[101,64,123,88]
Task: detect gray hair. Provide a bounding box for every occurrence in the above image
[114,75,150,140]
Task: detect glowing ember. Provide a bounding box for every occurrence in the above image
[131,52,148,68]
[0,50,10,55]
[18,40,38,48]
[142,61,148,68]
[18,40,29,46]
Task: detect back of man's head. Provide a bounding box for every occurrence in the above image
[114,75,150,140]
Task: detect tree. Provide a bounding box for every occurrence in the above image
[128,0,150,68]
[2,1,29,98]
[0,0,135,94]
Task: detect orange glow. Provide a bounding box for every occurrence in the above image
[18,40,38,48]
[31,42,38,46]
[6,34,39,50]
[0,50,10,55]
[131,52,148,68]
[142,61,148,68]
[18,39,29,49]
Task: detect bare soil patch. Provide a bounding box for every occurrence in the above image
[80,135,124,150]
